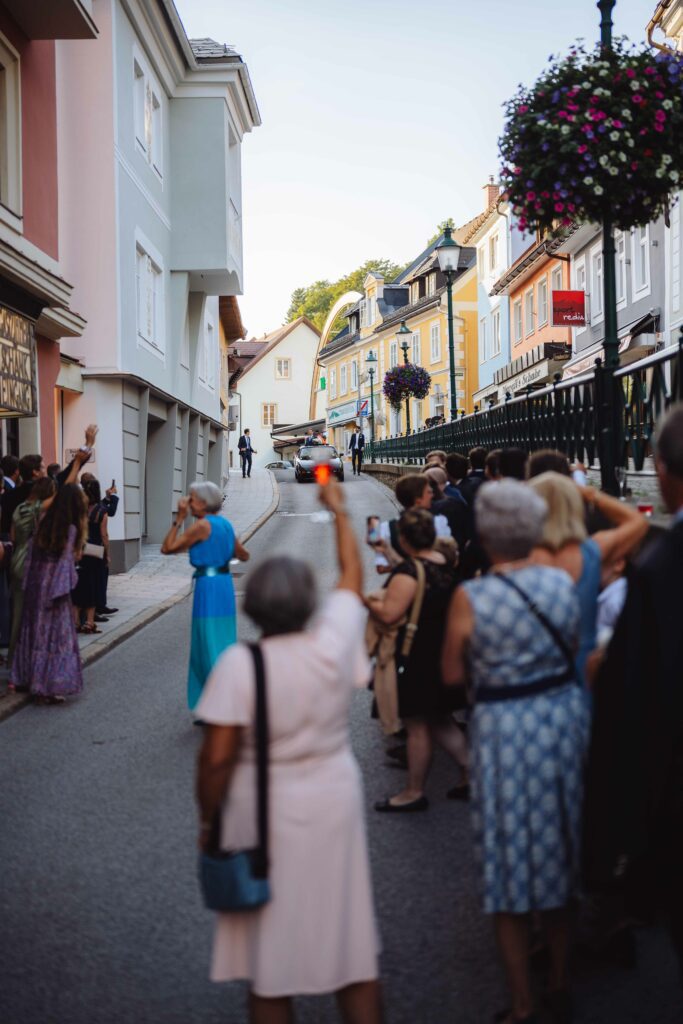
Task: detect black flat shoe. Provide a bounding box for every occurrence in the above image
[374,796,429,813]
[447,783,470,800]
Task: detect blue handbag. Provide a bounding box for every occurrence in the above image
[199,644,271,912]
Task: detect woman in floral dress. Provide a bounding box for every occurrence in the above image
[10,484,87,705]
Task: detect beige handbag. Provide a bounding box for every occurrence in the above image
[83,542,105,559]
[365,559,427,735]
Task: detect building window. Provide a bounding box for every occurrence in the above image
[480,317,488,362]
[551,265,563,296]
[426,273,437,297]
[410,281,420,305]
[359,301,367,328]
[574,258,588,331]
[524,288,535,337]
[133,52,163,180]
[430,322,441,362]
[616,231,627,305]
[632,225,650,295]
[431,384,445,418]
[262,403,277,427]
[491,309,501,356]
[0,33,22,220]
[389,340,398,368]
[411,331,421,363]
[590,245,604,323]
[330,368,337,399]
[136,240,164,355]
[489,233,498,273]
[351,360,358,390]
[413,399,423,427]
[275,358,291,379]
[513,299,522,346]
[340,364,348,394]
[199,311,215,389]
[537,276,548,326]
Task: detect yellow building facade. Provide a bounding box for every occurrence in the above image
[318,241,479,453]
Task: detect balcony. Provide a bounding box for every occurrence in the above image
[4,0,98,38]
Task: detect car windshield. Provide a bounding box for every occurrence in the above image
[298,446,338,459]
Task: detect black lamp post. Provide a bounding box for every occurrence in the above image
[366,351,378,462]
[435,226,461,421]
[597,0,620,495]
[397,319,412,436]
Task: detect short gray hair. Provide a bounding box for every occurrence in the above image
[244,556,317,636]
[475,480,548,560]
[189,480,223,513]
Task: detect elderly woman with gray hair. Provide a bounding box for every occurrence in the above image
[443,481,589,1024]
[161,481,249,711]
[194,480,382,1024]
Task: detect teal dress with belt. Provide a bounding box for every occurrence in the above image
[188,515,236,710]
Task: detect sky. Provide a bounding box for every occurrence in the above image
[174,0,654,339]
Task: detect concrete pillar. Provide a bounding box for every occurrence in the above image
[146,402,178,543]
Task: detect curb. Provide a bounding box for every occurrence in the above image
[0,473,281,725]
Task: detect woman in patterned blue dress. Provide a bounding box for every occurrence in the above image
[443,481,589,1024]
[161,481,249,711]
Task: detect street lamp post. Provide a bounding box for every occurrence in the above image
[366,351,378,463]
[397,319,412,436]
[597,0,621,495]
[435,226,461,421]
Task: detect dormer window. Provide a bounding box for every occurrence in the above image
[410,281,420,305]
[426,273,437,297]
[360,301,367,328]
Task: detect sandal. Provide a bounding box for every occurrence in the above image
[78,624,102,634]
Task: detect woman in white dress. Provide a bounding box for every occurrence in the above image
[195,480,382,1024]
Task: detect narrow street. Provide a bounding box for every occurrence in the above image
[0,475,679,1024]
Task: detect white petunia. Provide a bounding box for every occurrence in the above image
[662,154,672,165]
[561,125,570,134]
[609,131,620,141]
[584,176,594,185]
[594,185,604,195]
[656,168,665,178]
[670,171,680,181]
[630,80,641,90]
[662,99,673,110]
[609,167,619,176]
[599,154,610,166]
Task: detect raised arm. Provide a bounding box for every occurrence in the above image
[318,478,362,595]
[161,497,210,554]
[578,485,648,567]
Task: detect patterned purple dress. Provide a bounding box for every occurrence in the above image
[10,524,83,697]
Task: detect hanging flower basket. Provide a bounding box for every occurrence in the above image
[499,40,683,234]
[382,364,431,410]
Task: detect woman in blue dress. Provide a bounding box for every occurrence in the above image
[528,472,647,687]
[443,481,589,1024]
[162,481,249,710]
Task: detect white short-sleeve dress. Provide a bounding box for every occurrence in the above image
[196,589,380,997]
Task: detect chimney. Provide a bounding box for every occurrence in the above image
[483,175,500,211]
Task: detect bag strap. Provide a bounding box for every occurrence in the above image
[248,643,269,879]
[399,559,427,659]
[495,573,576,676]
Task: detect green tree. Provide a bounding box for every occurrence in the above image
[426,218,455,247]
[286,257,408,332]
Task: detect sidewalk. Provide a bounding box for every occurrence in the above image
[0,469,279,719]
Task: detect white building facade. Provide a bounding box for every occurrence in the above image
[234,317,321,470]
[56,0,260,569]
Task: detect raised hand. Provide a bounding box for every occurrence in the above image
[85,423,99,447]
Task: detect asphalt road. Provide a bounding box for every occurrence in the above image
[0,472,680,1024]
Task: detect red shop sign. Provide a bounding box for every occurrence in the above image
[552,290,586,326]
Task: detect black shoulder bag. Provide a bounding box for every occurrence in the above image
[198,643,271,912]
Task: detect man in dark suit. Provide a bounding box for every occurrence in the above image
[583,404,683,971]
[237,429,256,478]
[458,446,487,505]
[348,426,365,476]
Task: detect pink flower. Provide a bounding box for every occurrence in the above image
[567,203,576,212]
[526,190,537,200]
[518,104,529,113]
[655,90,664,98]
[554,202,565,213]
[631,161,639,170]
[644,66,656,76]
[654,123,665,132]
[541,190,550,199]
[654,109,666,121]
[612,119,623,128]
[557,110,568,119]
[562,217,572,227]
[578,144,588,154]
[632,94,644,104]
[625,68,636,79]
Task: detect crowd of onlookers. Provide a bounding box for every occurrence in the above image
[193,404,682,1024]
[0,424,120,704]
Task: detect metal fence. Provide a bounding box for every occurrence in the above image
[368,331,683,472]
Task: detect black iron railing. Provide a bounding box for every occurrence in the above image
[368,330,683,471]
